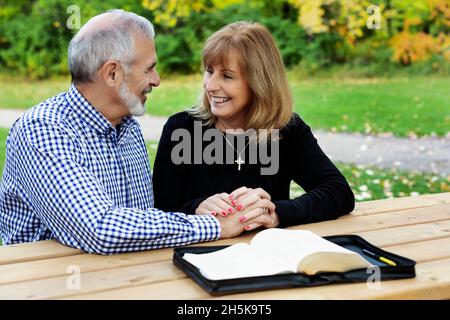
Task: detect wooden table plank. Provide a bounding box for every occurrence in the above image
[305,204,450,236]
[0,261,186,300]
[63,258,450,300]
[0,247,172,285]
[1,193,449,300]
[63,278,206,300]
[0,240,82,265]
[217,258,450,300]
[350,192,450,217]
[384,237,450,263]
[4,234,450,300]
[355,220,450,247]
[1,205,449,285]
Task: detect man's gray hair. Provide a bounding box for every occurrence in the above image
[68,9,155,84]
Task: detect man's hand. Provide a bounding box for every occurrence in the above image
[216,211,246,238]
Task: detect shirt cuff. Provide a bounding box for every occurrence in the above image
[187,214,221,242]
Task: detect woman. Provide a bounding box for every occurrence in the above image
[153,21,355,231]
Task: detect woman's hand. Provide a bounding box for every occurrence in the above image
[229,187,272,212]
[195,193,235,216]
[195,186,278,230]
[230,186,279,230]
[238,198,279,231]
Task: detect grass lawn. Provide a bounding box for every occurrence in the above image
[289,76,450,138]
[290,163,450,201]
[0,127,7,178]
[0,127,7,245]
[1,74,449,137]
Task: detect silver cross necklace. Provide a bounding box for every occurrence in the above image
[220,131,250,171]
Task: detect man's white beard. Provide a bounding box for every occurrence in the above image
[119,82,146,117]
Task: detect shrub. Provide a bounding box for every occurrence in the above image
[0,0,145,78]
[155,3,309,74]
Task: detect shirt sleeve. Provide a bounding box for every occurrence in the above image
[274,115,355,227]
[14,119,221,254]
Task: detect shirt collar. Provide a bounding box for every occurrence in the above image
[66,84,138,136]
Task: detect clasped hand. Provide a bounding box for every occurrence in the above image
[196,187,279,235]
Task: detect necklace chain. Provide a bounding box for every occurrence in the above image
[220,130,250,171]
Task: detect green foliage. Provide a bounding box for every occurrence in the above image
[0,0,448,78]
[0,8,71,78]
[0,0,33,19]
[351,38,393,66]
[0,0,145,78]
[155,26,203,74]
[260,16,307,67]
[155,2,308,74]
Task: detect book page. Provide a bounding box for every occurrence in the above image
[183,243,294,280]
[250,229,370,274]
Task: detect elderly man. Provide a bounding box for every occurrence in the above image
[0,9,257,254]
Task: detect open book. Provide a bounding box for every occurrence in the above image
[183,229,372,280]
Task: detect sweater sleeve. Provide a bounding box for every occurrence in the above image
[153,116,187,212]
[274,115,355,227]
[153,114,207,214]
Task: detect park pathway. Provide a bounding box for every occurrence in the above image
[1,108,449,176]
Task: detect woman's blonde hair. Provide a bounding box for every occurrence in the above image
[189,21,293,137]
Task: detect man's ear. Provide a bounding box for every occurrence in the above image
[100,60,123,87]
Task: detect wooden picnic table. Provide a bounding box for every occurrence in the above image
[1,192,450,300]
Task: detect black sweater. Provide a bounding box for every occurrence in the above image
[152,111,355,227]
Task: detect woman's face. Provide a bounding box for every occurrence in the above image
[203,51,252,128]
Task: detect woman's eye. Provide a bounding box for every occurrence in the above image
[224,74,232,79]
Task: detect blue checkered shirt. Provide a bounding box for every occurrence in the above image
[0,84,220,254]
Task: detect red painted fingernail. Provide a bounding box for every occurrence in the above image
[231,199,236,207]
[239,216,246,222]
[228,194,234,199]
[211,211,217,216]
[237,205,243,211]
[221,211,227,217]
[228,207,234,214]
